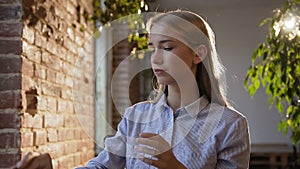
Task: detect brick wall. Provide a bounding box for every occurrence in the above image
[0,0,23,167]
[111,23,132,130]
[0,0,95,168]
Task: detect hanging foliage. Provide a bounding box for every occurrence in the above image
[91,0,149,53]
[244,0,300,145]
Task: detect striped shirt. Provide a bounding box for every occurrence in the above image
[76,94,250,169]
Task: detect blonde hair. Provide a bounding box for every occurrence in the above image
[147,10,228,106]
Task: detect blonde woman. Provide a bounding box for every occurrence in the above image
[13,10,250,169]
[79,10,250,169]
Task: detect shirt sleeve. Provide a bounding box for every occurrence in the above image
[75,118,128,169]
[216,116,250,169]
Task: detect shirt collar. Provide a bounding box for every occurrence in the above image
[183,95,209,118]
[156,94,209,118]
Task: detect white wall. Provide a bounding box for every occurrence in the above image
[149,0,291,145]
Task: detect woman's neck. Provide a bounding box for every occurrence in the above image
[167,87,181,113]
[167,84,200,113]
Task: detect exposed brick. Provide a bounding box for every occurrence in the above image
[0,23,22,37]
[21,131,33,148]
[46,69,56,83]
[47,128,57,142]
[83,39,93,52]
[37,96,46,111]
[78,140,90,151]
[33,129,46,145]
[75,36,84,47]
[65,129,74,140]
[52,160,59,169]
[35,32,47,48]
[57,99,67,113]
[80,149,94,165]
[63,141,77,154]
[65,76,74,88]
[39,143,64,159]
[67,27,75,41]
[22,58,34,77]
[64,115,78,127]
[22,41,41,63]
[0,91,22,109]
[58,155,74,169]
[0,112,20,128]
[21,75,36,91]
[41,52,62,71]
[0,6,22,20]
[46,96,57,113]
[61,62,76,77]
[41,82,61,97]
[22,25,35,44]
[56,72,65,85]
[44,113,63,128]
[0,0,95,168]
[34,64,46,79]
[63,37,77,54]
[57,128,66,141]
[74,129,81,139]
[31,114,43,128]
[73,153,82,166]
[66,52,75,64]
[21,113,42,128]
[1,41,20,56]
[66,1,76,16]
[0,132,20,148]
[66,100,74,114]
[56,46,67,60]
[0,74,21,91]
[61,88,72,99]
[46,39,58,56]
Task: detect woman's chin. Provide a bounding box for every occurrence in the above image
[156,78,173,86]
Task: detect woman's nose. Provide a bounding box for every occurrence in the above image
[151,49,163,65]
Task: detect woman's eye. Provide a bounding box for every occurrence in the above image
[163,47,173,51]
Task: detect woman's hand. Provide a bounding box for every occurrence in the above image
[11,152,53,169]
[135,132,187,169]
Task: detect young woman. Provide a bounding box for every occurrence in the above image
[12,10,250,169]
[78,9,250,169]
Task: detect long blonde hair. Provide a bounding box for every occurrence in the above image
[147,10,228,106]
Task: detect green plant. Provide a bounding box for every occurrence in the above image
[244,0,300,145]
[91,0,149,53]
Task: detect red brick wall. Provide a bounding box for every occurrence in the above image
[0,0,23,167]
[0,0,95,168]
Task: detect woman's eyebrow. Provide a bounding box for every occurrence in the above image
[148,39,175,46]
[158,39,174,44]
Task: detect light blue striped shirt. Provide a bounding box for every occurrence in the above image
[77,94,250,169]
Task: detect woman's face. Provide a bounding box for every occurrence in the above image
[148,33,198,86]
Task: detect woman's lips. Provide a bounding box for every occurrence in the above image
[154,69,166,76]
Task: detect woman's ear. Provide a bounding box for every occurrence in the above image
[193,44,207,64]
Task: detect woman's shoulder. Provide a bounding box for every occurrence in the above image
[205,103,247,125]
[203,103,249,140]
[224,106,246,120]
[220,106,249,130]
